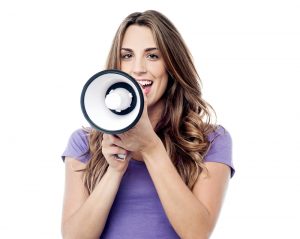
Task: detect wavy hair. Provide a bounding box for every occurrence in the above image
[83,10,217,193]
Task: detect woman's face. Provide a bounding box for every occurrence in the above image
[120,25,168,110]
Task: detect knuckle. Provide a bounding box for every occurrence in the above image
[112,147,121,155]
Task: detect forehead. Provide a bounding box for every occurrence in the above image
[121,25,157,49]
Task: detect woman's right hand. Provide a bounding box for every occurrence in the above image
[101,134,131,174]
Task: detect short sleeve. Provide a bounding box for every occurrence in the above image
[61,129,91,164]
[204,126,235,177]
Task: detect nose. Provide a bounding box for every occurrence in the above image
[131,57,146,75]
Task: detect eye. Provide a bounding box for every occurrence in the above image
[147,53,159,60]
[121,53,133,59]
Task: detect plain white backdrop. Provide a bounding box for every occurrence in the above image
[0,0,299,238]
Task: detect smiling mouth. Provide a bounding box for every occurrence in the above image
[136,80,153,89]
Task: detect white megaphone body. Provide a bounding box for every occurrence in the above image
[80,69,144,134]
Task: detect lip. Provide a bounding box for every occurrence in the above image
[135,78,153,82]
[135,79,153,95]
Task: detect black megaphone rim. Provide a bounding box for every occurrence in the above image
[80,69,144,134]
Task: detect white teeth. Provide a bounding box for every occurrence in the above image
[137,80,153,86]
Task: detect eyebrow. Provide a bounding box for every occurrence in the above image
[121,47,159,52]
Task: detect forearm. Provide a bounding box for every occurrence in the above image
[142,141,211,239]
[62,167,123,239]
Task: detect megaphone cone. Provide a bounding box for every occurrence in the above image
[80,70,144,134]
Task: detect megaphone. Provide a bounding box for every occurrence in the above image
[80,69,144,134]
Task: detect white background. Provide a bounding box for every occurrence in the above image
[0,0,299,238]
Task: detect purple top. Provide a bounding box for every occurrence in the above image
[62,126,234,238]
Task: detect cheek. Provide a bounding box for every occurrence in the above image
[120,62,130,73]
[149,63,167,79]
[156,74,168,95]
[158,70,168,89]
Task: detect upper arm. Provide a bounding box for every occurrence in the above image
[192,162,231,231]
[61,157,89,227]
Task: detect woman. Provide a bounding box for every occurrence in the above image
[61,10,234,239]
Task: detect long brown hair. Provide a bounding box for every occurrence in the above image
[83,10,216,193]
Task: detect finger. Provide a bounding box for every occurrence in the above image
[102,145,128,156]
[102,134,123,147]
[116,131,129,141]
[110,134,125,148]
[101,133,114,147]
